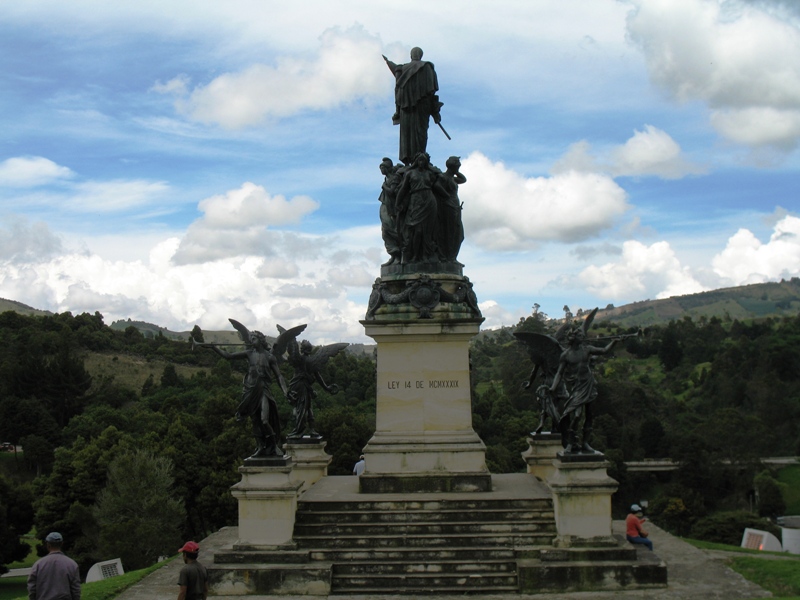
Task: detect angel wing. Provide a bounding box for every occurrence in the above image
[581,307,599,336]
[308,343,349,372]
[513,332,564,378]
[229,318,251,343]
[273,324,307,362]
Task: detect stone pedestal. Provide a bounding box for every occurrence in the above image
[359,319,490,493]
[231,457,303,549]
[284,439,332,493]
[548,453,619,548]
[521,433,563,482]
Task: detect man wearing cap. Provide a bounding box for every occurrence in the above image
[177,541,207,600]
[626,504,654,551]
[27,532,81,600]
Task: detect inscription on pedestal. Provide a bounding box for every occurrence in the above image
[384,378,462,390]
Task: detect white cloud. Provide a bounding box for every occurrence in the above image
[577,240,707,300]
[626,0,800,150]
[0,156,73,187]
[0,217,63,263]
[552,125,705,179]
[712,214,800,284]
[197,182,318,229]
[461,152,629,250]
[70,180,170,212]
[173,182,320,264]
[171,26,387,129]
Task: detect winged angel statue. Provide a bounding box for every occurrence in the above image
[277,325,349,440]
[515,308,622,454]
[198,319,305,459]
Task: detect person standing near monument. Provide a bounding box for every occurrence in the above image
[353,455,366,476]
[176,541,208,600]
[27,532,81,600]
[383,47,442,165]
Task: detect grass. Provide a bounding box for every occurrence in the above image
[0,559,170,600]
[778,464,800,515]
[83,352,208,392]
[686,537,800,599]
[728,555,800,598]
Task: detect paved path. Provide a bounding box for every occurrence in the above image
[115,521,772,600]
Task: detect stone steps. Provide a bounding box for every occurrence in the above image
[294,519,555,537]
[332,572,519,595]
[309,546,517,562]
[293,492,553,594]
[295,507,549,523]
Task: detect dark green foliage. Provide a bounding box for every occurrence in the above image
[0,475,34,574]
[93,450,185,570]
[754,470,787,519]
[689,510,781,546]
[2,304,800,562]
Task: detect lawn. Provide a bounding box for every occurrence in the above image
[687,537,800,599]
[729,555,800,598]
[0,559,170,600]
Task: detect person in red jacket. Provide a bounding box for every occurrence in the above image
[626,504,653,551]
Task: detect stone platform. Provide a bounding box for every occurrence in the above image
[208,473,668,596]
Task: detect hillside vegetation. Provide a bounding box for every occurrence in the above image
[0,285,798,575]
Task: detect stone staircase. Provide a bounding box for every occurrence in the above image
[293,495,556,594]
[209,474,667,596]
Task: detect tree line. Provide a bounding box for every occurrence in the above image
[1,307,798,574]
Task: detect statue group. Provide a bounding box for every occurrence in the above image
[380,48,465,267]
[195,319,348,460]
[379,153,466,266]
[515,308,631,455]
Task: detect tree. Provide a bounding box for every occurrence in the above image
[754,470,787,519]
[0,475,34,574]
[190,325,204,344]
[93,449,185,570]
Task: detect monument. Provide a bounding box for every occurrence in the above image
[206,47,667,596]
[361,47,486,494]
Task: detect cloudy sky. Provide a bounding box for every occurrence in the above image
[1,0,799,343]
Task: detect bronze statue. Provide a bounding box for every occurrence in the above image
[395,152,445,264]
[436,156,466,262]
[516,309,630,454]
[514,323,571,440]
[379,157,403,266]
[195,319,303,459]
[383,47,443,165]
[278,326,349,440]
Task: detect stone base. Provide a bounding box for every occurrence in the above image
[359,471,491,493]
[548,455,619,547]
[284,439,332,494]
[360,319,489,492]
[232,461,303,549]
[521,433,563,482]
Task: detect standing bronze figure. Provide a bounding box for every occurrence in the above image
[436,156,466,262]
[197,319,301,459]
[383,47,443,165]
[379,157,403,266]
[278,325,349,440]
[395,152,446,263]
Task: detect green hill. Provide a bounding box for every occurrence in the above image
[594,278,800,327]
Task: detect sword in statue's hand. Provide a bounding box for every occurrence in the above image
[437,121,451,140]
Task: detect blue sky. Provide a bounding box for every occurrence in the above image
[0,0,798,343]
